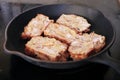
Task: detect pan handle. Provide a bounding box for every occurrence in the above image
[89,50,120,74]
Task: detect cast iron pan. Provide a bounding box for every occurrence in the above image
[3,4,120,74]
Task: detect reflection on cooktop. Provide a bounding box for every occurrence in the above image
[10,55,108,80]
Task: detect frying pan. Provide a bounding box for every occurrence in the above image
[3,4,120,74]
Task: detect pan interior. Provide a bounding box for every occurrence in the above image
[5,4,114,61]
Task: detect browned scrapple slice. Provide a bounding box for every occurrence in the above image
[90,32,106,52]
[56,14,91,33]
[25,36,68,61]
[21,14,53,39]
[44,23,77,44]
[68,33,94,60]
[68,32,105,60]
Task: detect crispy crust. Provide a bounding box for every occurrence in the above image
[25,36,68,61]
[68,32,105,60]
[90,32,105,52]
[21,14,53,39]
[68,39,94,60]
[44,23,77,44]
[56,14,91,33]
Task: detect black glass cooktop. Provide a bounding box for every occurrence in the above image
[0,1,120,80]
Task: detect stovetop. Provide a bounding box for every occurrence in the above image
[0,0,120,80]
